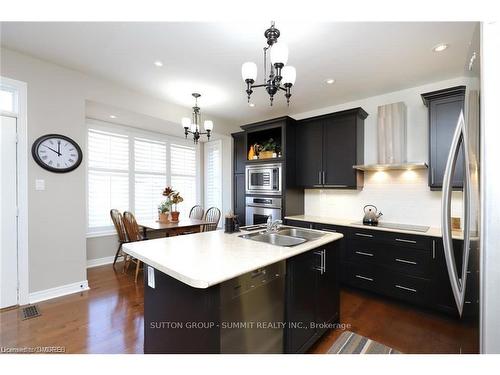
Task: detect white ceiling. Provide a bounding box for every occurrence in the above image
[0,22,476,125]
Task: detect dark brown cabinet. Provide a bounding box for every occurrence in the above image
[295,118,323,187]
[422,86,466,190]
[232,132,246,225]
[232,131,246,174]
[284,218,469,317]
[285,241,340,353]
[295,108,367,189]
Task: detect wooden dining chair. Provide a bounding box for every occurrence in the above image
[122,211,146,283]
[189,205,204,220]
[110,209,128,268]
[203,207,221,232]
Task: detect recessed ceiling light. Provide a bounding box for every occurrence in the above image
[326,78,335,85]
[109,115,117,119]
[249,103,255,107]
[432,43,449,52]
[154,61,163,67]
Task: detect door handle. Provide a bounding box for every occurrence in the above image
[322,171,326,185]
[355,251,374,257]
[313,250,324,274]
[395,238,417,244]
[355,275,373,282]
[441,110,471,317]
[318,171,322,185]
[395,284,417,293]
[355,233,373,238]
[395,258,417,265]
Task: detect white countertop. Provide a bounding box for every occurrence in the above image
[285,215,464,240]
[122,228,343,289]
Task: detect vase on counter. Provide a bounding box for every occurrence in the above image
[159,212,170,223]
[171,211,180,222]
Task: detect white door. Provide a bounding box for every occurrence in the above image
[0,115,18,308]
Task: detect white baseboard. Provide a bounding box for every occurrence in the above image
[29,280,90,304]
[86,255,123,268]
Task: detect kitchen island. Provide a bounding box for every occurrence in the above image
[123,227,343,354]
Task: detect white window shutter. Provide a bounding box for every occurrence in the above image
[170,143,197,218]
[204,140,222,218]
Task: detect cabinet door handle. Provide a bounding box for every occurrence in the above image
[318,171,322,185]
[395,258,417,265]
[395,238,417,244]
[322,185,349,188]
[322,171,326,185]
[314,251,324,274]
[355,275,374,282]
[355,251,374,257]
[322,250,326,273]
[395,284,417,293]
[432,240,436,259]
[355,233,373,238]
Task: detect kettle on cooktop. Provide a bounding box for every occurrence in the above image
[363,205,383,225]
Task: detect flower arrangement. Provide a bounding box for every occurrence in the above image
[158,186,184,222]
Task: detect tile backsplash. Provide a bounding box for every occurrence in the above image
[304,170,463,228]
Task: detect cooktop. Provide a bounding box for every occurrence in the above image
[350,221,430,233]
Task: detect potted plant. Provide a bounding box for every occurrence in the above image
[170,192,184,222]
[158,200,172,223]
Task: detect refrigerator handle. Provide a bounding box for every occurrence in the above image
[441,110,471,317]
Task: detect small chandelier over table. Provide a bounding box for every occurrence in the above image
[241,21,297,106]
[181,93,213,144]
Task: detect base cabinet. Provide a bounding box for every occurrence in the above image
[285,219,470,317]
[284,241,340,353]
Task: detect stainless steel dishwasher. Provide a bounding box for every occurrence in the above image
[220,261,286,354]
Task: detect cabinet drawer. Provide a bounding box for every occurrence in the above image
[384,233,431,250]
[341,262,380,292]
[381,272,432,306]
[346,239,381,265]
[349,230,382,241]
[285,220,313,229]
[382,246,432,278]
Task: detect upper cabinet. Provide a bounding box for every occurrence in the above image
[295,108,367,189]
[421,86,466,190]
[232,131,246,174]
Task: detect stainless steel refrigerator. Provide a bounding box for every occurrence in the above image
[441,25,481,351]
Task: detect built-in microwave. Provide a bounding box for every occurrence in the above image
[245,163,282,195]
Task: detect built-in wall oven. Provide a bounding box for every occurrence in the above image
[245,163,282,195]
[245,197,282,226]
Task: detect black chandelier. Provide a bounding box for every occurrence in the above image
[241,21,296,106]
[181,93,213,144]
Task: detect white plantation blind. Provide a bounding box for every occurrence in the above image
[204,140,222,219]
[134,138,167,223]
[88,129,129,231]
[170,144,197,218]
[87,120,200,235]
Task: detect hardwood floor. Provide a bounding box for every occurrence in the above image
[0,264,477,354]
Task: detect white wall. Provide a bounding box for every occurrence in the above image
[294,77,474,228]
[0,47,234,294]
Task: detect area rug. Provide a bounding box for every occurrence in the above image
[327,331,400,354]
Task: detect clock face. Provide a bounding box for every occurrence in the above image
[32,134,83,173]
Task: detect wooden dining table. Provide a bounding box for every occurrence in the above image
[139,218,212,238]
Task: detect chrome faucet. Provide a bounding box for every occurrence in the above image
[266,216,282,232]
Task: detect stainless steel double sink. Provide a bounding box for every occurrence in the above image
[239,227,327,247]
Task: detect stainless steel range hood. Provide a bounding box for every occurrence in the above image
[353,102,428,172]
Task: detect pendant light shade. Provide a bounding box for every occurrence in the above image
[270,43,289,65]
[241,62,258,81]
[181,117,191,128]
[190,122,198,133]
[282,66,296,85]
[204,120,213,131]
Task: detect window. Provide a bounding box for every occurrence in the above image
[204,140,222,223]
[87,120,200,235]
[88,129,129,232]
[134,137,167,223]
[170,143,197,218]
[0,86,17,113]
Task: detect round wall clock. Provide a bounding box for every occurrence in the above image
[32,134,83,173]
